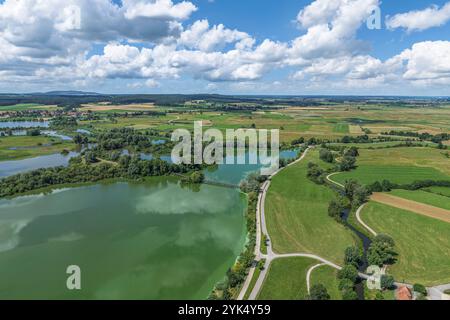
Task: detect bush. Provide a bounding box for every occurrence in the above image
[413,284,427,296]
[380,275,395,290]
[309,284,331,300]
[342,289,358,300]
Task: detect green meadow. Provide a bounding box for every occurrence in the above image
[258,257,317,300]
[265,150,356,263]
[361,202,450,286]
[309,264,341,300]
[333,147,450,185]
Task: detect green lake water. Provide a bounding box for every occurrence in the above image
[0,178,247,299]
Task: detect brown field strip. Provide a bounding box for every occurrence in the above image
[371,193,450,224]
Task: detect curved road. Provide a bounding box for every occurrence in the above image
[241,147,363,300]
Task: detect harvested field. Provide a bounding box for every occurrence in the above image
[371,192,450,224]
[81,103,155,111]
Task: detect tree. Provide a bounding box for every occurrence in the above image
[328,198,344,221]
[338,278,354,291]
[319,149,334,163]
[342,289,358,300]
[337,264,359,283]
[339,155,356,171]
[73,134,83,145]
[84,151,98,164]
[190,171,205,184]
[309,284,330,300]
[367,234,396,267]
[344,246,362,268]
[345,146,359,157]
[380,275,395,290]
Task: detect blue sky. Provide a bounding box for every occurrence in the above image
[1,0,450,95]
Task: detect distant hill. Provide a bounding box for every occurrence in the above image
[39,91,104,96]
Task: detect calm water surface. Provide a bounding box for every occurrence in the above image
[0,179,247,299]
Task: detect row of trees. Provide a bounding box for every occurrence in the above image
[210,175,262,300]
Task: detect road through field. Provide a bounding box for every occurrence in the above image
[371,193,450,224]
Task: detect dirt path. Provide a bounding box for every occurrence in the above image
[371,193,450,224]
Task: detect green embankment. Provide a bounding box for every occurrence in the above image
[361,202,450,286]
[265,150,356,264]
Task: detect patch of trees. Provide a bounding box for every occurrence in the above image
[0,156,203,198]
[383,130,450,144]
[308,284,330,300]
[344,180,371,209]
[367,234,397,267]
[319,148,334,163]
[307,162,328,184]
[328,196,347,222]
[240,173,267,194]
[341,135,371,144]
[337,262,359,300]
[183,171,205,184]
[26,129,41,136]
[50,116,78,128]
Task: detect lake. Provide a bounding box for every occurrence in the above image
[0,152,79,178]
[0,179,247,299]
[0,147,300,299]
[0,121,50,128]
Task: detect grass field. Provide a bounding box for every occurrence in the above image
[333,147,450,185]
[361,202,450,286]
[257,257,317,300]
[333,123,349,133]
[309,264,341,300]
[389,189,450,211]
[265,150,356,263]
[0,104,58,111]
[424,186,450,197]
[0,136,74,161]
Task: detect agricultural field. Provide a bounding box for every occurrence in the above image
[333,147,450,185]
[0,136,74,161]
[80,103,156,112]
[265,150,356,263]
[0,104,59,112]
[361,202,450,286]
[389,189,450,211]
[257,257,317,300]
[309,264,341,300]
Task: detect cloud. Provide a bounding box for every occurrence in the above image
[0,0,450,94]
[386,2,450,32]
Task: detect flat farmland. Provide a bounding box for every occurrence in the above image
[361,202,450,286]
[333,147,450,185]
